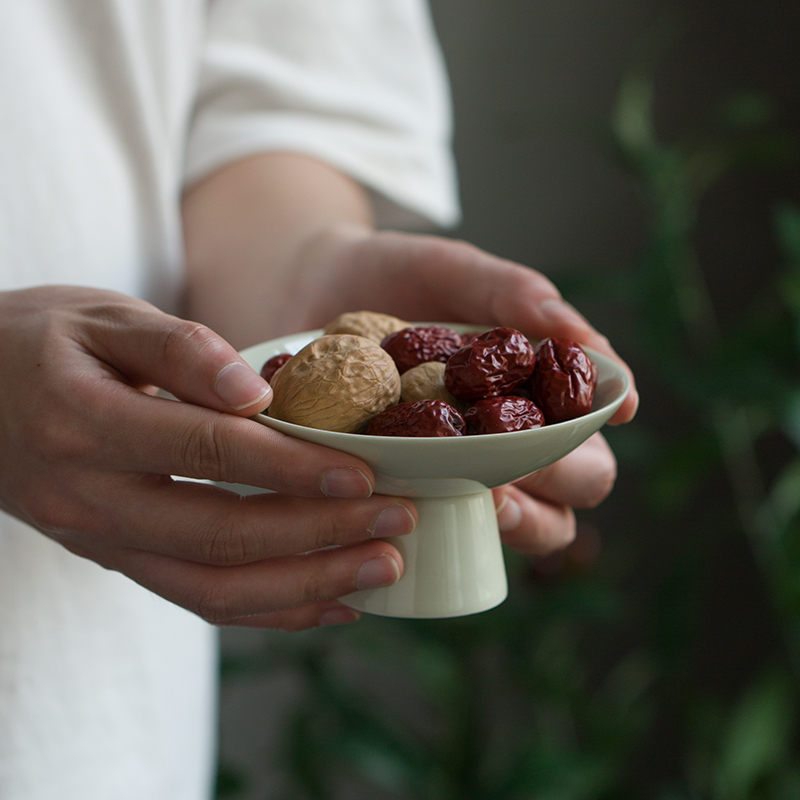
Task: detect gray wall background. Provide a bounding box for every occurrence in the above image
[218,3,800,796]
[433,0,800,324]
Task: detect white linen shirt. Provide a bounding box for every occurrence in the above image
[0,2,458,798]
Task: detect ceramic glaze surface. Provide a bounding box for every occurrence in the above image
[239,326,629,618]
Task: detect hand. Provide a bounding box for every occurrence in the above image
[274,223,636,556]
[0,286,417,631]
[492,432,615,556]
[276,224,637,422]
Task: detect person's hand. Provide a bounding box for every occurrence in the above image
[271,223,638,557]
[183,154,633,571]
[0,286,418,631]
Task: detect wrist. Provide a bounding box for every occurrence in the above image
[271,221,374,335]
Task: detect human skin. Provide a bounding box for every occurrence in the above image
[182,152,638,624]
[0,152,637,634]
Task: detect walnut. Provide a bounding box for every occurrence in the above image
[400,361,461,409]
[323,310,409,344]
[269,334,401,432]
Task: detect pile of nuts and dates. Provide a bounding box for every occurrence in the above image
[261,311,598,437]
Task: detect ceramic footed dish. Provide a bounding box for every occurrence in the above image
[238,325,630,618]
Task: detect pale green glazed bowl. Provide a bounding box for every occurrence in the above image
[239,326,629,618]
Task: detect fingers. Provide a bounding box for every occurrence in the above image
[409,241,639,424]
[66,301,383,495]
[489,434,615,556]
[114,540,403,625]
[226,603,361,631]
[87,380,377,495]
[84,476,417,565]
[348,233,638,424]
[493,485,576,556]
[81,298,272,416]
[512,433,617,510]
[527,299,638,425]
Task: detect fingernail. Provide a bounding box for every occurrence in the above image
[496,495,522,532]
[319,607,360,627]
[215,362,272,410]
[539,299,589,331]
[321,468,373,498]
[369,504,416,539]
[356,555,401,590]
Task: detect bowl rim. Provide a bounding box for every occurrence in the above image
[241,324,629,446]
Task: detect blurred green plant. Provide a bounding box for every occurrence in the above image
[218,551,651,800]
[216,36,800,800]
[561,35,800,799]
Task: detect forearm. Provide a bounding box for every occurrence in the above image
[181,151,374,349]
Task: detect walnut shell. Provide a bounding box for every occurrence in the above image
[400,361,461,408]
[323,311,409,344]
[269,334,401,432]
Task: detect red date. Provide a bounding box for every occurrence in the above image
[444,327,535,401]
[365,400,466,437]
[531,338,597,423]
[464,396,545,435]
[260,353,293,382]
[458,331,482,346]
[381,326,462,374]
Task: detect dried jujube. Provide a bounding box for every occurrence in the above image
[444,327,535,401]
[381,326,462,374]
[264,319,600,437]
[464,396,545,435]
[531,337,597,423]
[366,400,466,437]
[458,331,482,346]
[260,353,293,383]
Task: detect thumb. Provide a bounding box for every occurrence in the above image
[86,305,272,416]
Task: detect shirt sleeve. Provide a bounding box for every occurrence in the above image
[184,0,460,229]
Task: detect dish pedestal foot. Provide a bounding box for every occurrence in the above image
[342,487,507,618]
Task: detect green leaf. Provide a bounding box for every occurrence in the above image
[712,669,796,800]
[714,93,778,131]
[609,13,682,168]
[773,764,800,800]
[784,391,800,451]
[646,430,719,512]
[776,204,800,353]
[405,637,461,699]
[656,790,690,800]
[612,71,657,159]
[760,457,800,534]
[775,204,800,265]
[340,736,417,795]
